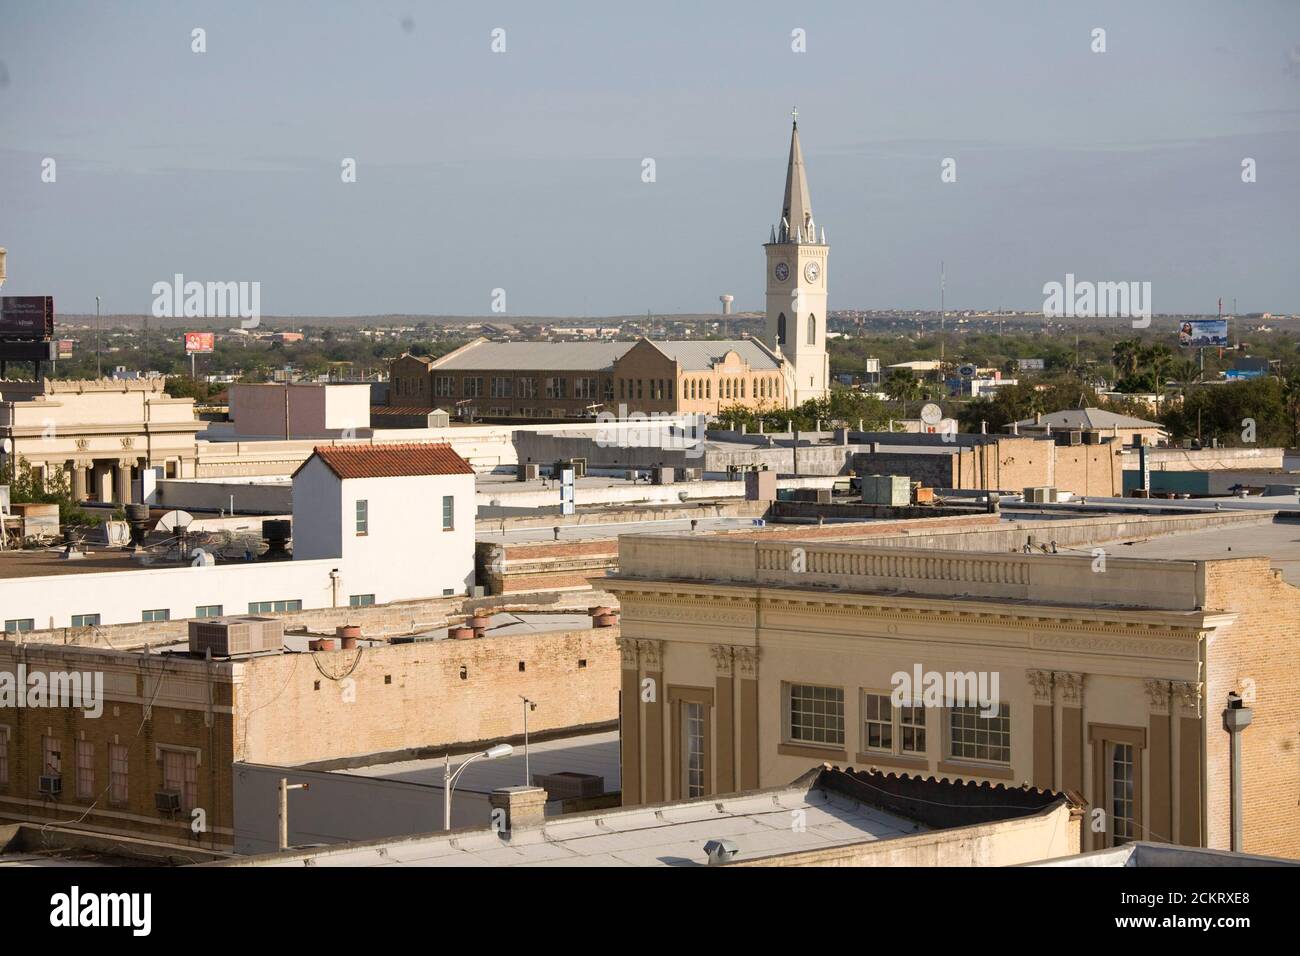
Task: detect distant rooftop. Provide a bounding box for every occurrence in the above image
[429,337,779,372]
[1013,407,1162,430]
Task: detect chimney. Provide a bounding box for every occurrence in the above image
[489,786,548,832]
[1034,411,1042,425]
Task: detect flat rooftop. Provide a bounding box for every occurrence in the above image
[220,774,922,867]
[1112,518,1300,586]
[334,729,621,795]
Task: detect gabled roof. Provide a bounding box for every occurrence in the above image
[1014,407,1162,430]
[431,338,633,372]
[296,443,474,480]
[648,339,782,371]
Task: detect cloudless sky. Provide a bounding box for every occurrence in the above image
[1,0,1297,316]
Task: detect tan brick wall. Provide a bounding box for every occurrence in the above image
[1202,558,1300,858]
[952,438,1120,495]
[235,627,620,766]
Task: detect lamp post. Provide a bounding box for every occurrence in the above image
[520,696,537,785]
[442,743,513,831]
[277,778,309,851]
[95,296,101,378]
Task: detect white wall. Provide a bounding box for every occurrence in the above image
[0,455,478,628]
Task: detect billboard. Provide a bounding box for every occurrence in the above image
[0,296,54,339]
[57,339,74,358]
[1178,319,1228,348]
[183,331,215,353]
[1017,357,1045,370]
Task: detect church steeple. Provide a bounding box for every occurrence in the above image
[778,115,815,244]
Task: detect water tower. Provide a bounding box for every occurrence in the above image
[719,294,734,337]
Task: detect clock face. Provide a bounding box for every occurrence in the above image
[773,262,789,282]
[804,261,820,282]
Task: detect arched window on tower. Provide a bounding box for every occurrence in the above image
[777,313,787,345]
[808,314,817,346]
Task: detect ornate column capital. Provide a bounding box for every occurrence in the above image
[1170,680,1202,718]
[1144,679,1171,715]
[711,644,734,677]
[734,646,760,680]
[638,639,663,671]
[1053,671,1084,707]
[1026,669,1054,705]
[616,637,639,670]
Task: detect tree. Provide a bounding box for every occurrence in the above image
[884,370,922,417]
[2,456,103,529]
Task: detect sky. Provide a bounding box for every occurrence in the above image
[1,0,1298,317]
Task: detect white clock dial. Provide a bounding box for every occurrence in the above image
[804,261,820,282]
[774,262,789,282]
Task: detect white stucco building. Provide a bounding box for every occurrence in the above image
[0,443,476,630]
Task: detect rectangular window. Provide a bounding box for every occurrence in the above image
[545,377,568,399]
[4,619,34,633]
[42,735,61,776]
[1109,742,1136,846]
[575,377,597,400]
[71,614,100,628]
[109,743,128,805]
[787,683,845,746]
[948,704,1011,764]
[604,379,614,402]
[442,495,454,531]
[518,377,536,399]
[682,701,705,798]
[195,604,223,618]
[862,693,893,752]
[862,692,928,756]
[491,376,513,398]
[463,376,483,398]
[76,740,94,800]
[434,375,453,398]
[349,594,375,607]
[162,749,198,812]
[355,499,369,535]
[0,727,9,786]
[141,609,170,623]
[248,600,302,614]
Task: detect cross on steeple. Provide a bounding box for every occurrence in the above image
[791,106,799,127]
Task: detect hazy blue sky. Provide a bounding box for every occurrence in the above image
[1,0,1297,316]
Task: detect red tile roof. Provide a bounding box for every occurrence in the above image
[303,443,474,480]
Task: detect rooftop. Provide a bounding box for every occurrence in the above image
[1013,407,1162,430]
[301,442,474,480]
[215,766,1076,868]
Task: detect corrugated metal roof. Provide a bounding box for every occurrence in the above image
[433,341,633,371]
[1015,408,1162,429]
[651,339,780,370]
[303,443,474,479]
[430,338,781,372]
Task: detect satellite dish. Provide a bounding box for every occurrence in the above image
[156,510,194,533]
[920,403,943,426]
[0,438,10,454]
[190,548,214,567]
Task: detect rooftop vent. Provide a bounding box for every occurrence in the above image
[704,838,740,865]
[262,519,291,557]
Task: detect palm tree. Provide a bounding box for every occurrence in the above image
[1112,338,1142,383]
[884,370,922,418]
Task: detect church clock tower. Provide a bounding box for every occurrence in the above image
[764,114,829,406]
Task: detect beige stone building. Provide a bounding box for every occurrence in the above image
[0,379,201,502]
[604,529,1300,859]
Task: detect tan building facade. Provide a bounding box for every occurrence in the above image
[0,379,201,502]
[390,336,787,421]
[604,534,1300,859]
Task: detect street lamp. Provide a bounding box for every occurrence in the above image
[520,696,537,785]
[442,743,513,831]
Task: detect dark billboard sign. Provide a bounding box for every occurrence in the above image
[0,296,55,339]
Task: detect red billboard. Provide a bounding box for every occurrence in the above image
[183,331,215,353]
[0,296,54,339]
[57,339,74,357]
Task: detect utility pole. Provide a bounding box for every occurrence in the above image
[277,778,309,851]
[1223,693,1253,853]
[521,696,537,785]
[95,296,102,378]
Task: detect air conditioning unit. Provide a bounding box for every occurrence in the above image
[652,466,675,485]
[553,458,587,478]
[189,616,285,658]
[39,775,62,797]
[531,771,604,800]
[517,462,540,481]
[154,790,182,813]
[677,467,703,481]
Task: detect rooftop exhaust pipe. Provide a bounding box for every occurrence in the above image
[262,519,291,558]
[704,838,740,866]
